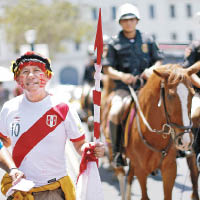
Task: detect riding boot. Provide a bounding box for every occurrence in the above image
[109,121,127,167]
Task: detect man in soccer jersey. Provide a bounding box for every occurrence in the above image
[0,51,105,200]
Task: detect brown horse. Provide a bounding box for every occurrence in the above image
[103,63,200,200]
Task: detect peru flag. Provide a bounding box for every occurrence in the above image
[76,8,104,200]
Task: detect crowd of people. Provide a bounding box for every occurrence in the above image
[0,2,199,200]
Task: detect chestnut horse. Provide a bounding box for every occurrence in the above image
[103,64,200,200]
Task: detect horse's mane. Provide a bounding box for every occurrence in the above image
[138,64,191,104]
[165,64,188,87]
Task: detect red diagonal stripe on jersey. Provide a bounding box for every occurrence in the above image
[12,103,69,167]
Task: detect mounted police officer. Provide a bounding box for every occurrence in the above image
[183,11,200,170]
[103,3,163,167]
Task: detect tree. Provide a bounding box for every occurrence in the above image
[0,0,95,56]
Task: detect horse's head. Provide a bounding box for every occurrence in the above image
[153,64,200,151]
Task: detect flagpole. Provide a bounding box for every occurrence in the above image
[76,8,104,200]
[93,8,103,142]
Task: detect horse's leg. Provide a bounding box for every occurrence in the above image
[135,169,149,200]
[115,167,126,200]
[126,163,135,200]
[161,161,176,200]
[186,154,199,200]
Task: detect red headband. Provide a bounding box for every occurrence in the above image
[18,61,46,72]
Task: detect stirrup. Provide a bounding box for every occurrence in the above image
[176,150,192,158]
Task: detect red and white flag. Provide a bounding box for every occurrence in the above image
[76,8,104,200]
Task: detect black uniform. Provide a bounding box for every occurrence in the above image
[184,40,200,68]
[82,64,95,85]
[184,40,200,92]
[183,40,200,160]
[103,30,163,90]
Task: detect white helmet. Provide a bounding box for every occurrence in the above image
[116,3,140,23]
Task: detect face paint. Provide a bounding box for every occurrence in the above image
[39,73,47,88]
[17,75,25,89]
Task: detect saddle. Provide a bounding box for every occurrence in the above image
[124,102,136,147]
[102,91,136,148]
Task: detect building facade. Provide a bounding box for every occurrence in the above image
[0,0,200,86]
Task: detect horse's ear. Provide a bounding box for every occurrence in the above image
[153,69,169,79]
[187,61,200,76]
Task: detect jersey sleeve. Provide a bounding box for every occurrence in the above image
[65,104,85,142]
[0,104,11,147]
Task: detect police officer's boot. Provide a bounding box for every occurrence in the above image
[192,128,200,171]
[109,121,127,167]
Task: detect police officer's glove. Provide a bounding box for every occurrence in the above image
[121,73,136,85]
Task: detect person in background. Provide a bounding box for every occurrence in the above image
[80,36,111,123]
[0,51,105,200]
[183,11,200,170]
[103,3,163,167]
[82,45,96,86]
[0,82,9,109]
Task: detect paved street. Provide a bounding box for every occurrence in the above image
[0,135,199,200]
[99,157,198,200]
[66,133,200,200]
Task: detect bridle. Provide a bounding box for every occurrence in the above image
[128,81,193,137]
[128,80,194,157]
[160,80,193,143]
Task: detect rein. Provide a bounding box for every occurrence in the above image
[128,83,173,167]
[128,84,172,135]
[128,81,193,137]
[136,114,172,168]
[160,81,193,139]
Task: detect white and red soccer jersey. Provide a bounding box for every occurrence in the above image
[0,94,85,187]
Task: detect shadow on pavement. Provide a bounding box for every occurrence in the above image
[149,170,192,191]
[99,166,120,192]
